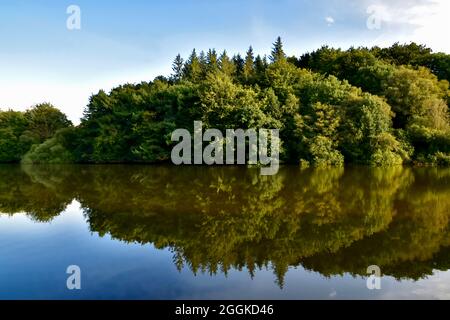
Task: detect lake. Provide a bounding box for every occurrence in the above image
[0,164,450,299]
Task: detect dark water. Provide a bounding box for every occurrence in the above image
[1,165,450,300]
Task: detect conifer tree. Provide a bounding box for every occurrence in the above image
[243,46,255,83]
[219,50,236,77]
[199,50,208,75]
[207,49,219,73]
[183,49,202,82]
[171,54,184,82]
[233,54,245,79]
[270,36,286,63]
[254,54,268,84]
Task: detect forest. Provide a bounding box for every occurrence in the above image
[1,38,449,166]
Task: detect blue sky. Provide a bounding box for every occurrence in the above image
[1,0,449,123]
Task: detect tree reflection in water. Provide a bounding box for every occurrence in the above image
[1,164,450,287]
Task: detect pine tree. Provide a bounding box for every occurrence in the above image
[219,50,236,77]
[183,49,202,82]
[254,54,268,85]
[171,54,184,82]
[243,46,255,83]
[270,36,286,63]
[199,50,208,75]
[263,55,269,68]
[233,54,244,79]
[254,55,264,72]
[207,49,219,72]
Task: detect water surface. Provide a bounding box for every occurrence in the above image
[1,165,450,299]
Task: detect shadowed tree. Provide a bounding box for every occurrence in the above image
[270,36,286,63]
[171,54,184,82]
[233,54,244,79]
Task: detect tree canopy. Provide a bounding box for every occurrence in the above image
[1,39,449,166]
[0,103,71,163]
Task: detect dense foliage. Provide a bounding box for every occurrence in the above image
[0,104,72,162]
[1,39,449,166]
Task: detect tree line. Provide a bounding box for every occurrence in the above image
[1,38,449,166]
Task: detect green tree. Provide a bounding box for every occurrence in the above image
[0,105,71,163]
[270,36,286,63]
[219,50,236,77]
[374,42,432,66]
[243,46,255,83]
[254,55,268,85]
[171,54,184,82]
[207,49,219,73]
[232,54,244,78]
[24,103,72,143]
[183,49,202,82]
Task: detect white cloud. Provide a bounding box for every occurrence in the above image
[381,271,450,300]
[363,0,450,52]
[325,16,335,26]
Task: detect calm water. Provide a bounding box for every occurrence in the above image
[1,165,450,300]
